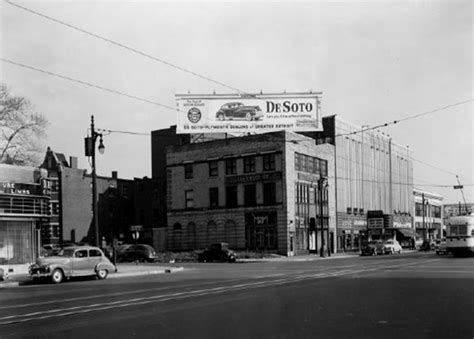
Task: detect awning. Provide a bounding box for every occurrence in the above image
[396,228,417,238]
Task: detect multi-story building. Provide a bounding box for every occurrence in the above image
[165,131,336,256]
[0,164,51,275]
[41,147,134,246]
[413,188,444,240]
[152,100,415,254]
[308,115,415,251]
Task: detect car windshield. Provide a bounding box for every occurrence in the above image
[58,249,75,257]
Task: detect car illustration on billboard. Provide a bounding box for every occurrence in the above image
[215,102,263,121]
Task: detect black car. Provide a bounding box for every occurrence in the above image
[360,240,382,256]
[215,102,263,121]
[117,244,158,263]
[198,243,237,263]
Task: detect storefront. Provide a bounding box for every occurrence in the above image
[0,165,51,277]
[245,211,277,250]
[337,213,367,252]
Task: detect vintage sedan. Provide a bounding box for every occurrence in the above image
[360,240,383,256]
[380,239,403,255]
[29,246,116,283]
[198,243,237,263]
[215,102,263,121]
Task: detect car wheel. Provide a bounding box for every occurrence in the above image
[217,113,225,121]
[96,269,108,280]
[245,113,253,121]
[51,269,64,284]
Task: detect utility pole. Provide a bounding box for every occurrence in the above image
[422,193,426,241]
[319,177,328,257]
[85,115,105,247]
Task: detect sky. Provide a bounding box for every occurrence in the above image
[1,0,472,204]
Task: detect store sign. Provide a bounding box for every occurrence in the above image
[176,93,322,134]
[393,221,412,229]
[226,171,282,185]
[0,182,36,195]
[367,218,384,229]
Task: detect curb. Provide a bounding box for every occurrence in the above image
[109,266,184,279]
[0,281,20,288]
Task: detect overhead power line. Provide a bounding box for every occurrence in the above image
[5,0,244,94]
[0,58,177,111]
[335,99,473,138]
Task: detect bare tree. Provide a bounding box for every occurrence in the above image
[0,84,48,166]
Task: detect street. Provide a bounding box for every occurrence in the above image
[0,252,473,339]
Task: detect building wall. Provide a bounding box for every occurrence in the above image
[0,164,51,271]
[413,188,444,240]
[166,131,336,256]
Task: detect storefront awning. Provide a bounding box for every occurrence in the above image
[396,228,417,238]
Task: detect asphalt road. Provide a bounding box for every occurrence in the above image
[0,252,473,339]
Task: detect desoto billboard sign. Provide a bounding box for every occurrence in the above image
[175,92,322,134]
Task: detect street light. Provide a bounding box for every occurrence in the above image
[84,115,105,247]
[318,176,329,257]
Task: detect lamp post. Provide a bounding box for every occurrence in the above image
[319,176,328,257]
[85,115,105,247]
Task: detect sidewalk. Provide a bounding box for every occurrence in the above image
[238,252,360,263]
[0,263,184,288]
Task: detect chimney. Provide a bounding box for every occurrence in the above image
[112,171,118,179]
[69,156,78,169]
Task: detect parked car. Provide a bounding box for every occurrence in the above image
[198,243,237,263]
[436,239,448,255]
[116,244,157,263]
[360,240,383,256]
[380,239,403,254]
[420,239,435,251]
[41,244,61,257]
[216,102,263,121]
[29,246,116,283]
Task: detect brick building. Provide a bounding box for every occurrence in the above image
[164,131,336,256]
[41,148,134,246]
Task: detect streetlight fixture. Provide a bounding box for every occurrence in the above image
[84,115,105,247]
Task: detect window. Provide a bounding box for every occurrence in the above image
[314,158,320,174]
[295,153,301,171]
[184,163,193,179]
[209,161,218,177]
[262,154,276,171]
[301,155,308,172]
[89,249,102,257]
[209,187,219,208]
[173,222,182,230]
[320,160,328,176]
[185,190,194,208]
[225,158,237,175]
[75,250,88,258]
[122,185,129,197]
[244,184,257,206]
[263,182,276,205]
[226,186,238,207]
[243,156,256,173]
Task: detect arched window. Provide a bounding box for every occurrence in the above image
[187,222,196,250]
[206,221,217,244]
[225,220,237,247]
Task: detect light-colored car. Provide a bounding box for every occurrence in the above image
[436,239,448,255]
[380,239,403,255]
[29,246,116,283]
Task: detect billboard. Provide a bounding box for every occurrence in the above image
[175,92,322,134]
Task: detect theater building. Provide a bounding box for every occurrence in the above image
[165,131,336,256]
[307,116,415,251]
[0,164,51,276]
